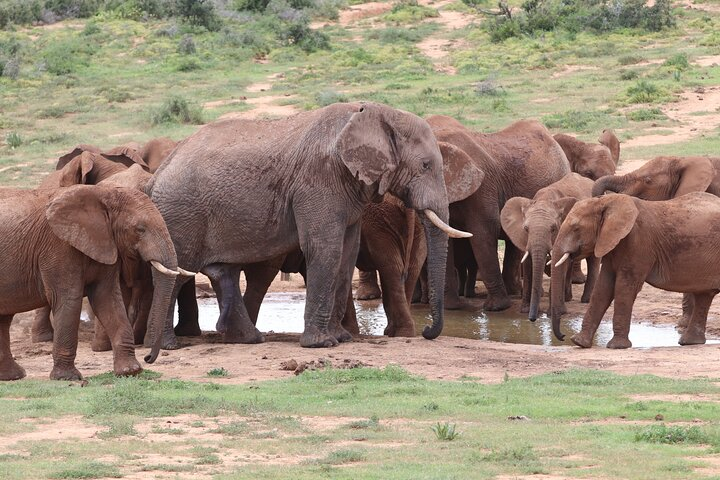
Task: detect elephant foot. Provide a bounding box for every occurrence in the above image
[50,364,83,381]
[483,295,512,312]
[329,325,352,343]
[31,330,53,343]
[0,359,26,381]
[174,321,202,337]
[580,293,591,303]
[570,332,593,348]
[571,273,587,284]
[91,335,112,352]
[223,327,264,344]
[355,285,381,300]
[300,325,339,348]
[607,336,632,349]
[114,357,143,377]
[387,325,415,337]
[160,331,180,350]
[679,331,706,346]
[565,290,573,302]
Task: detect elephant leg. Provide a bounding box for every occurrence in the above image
[342,289,360,335]
[464,263,477,298]
[174,278,201,337]
[679,293,694,329]
[205,264,243,331]
[243,263,277,325]
[580,257,599,304]
[88,282,142,377]
[91,317,112,352]
[571,259,586,284]
[606,274,644,349]
[134,283,153,346]
[356,270,381,300]
[469,226,511,311]
[444,239,465,310]
[571,265,616,348]
[457,267,467,297]
[31,306,54,343]
[520,260,531,314]
[218,279,264,344]
[679,291,714,345]
[502,242,522,296]
[50,292,84,381]
[0,315,25,381]
[328,222,361,343]
[380,266,415,337]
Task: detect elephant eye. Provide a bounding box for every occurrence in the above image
[523,225,529,232]
[422,160,430,171]
[135,224,146,234]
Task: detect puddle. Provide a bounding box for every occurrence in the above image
[179,293,718,348]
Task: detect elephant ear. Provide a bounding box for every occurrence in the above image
[595,195,638,258]
[598,129,620,165]
[45,185,118,265]
[500,197,531,250]
[438,141,485,203]
[336,104,396,194]
[552,197,577,221]
[674,157,715,198]
[56,144,101,170]
[102,144,150,170]
[57,152,95,187]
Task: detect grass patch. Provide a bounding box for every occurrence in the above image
[625,80,669,104]
[49,461,122,479]
[431,421,459,440]
[626,107,667,122]
[149,96,204,125]
[207,367,229,377]
[317,448,367,465]
[635,424,709,445]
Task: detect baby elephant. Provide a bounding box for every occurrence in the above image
[0,185,179,381]
[551,192,720,348]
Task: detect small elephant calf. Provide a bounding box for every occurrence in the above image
[551,192,720,348]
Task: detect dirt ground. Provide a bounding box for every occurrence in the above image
[8,267,720,385]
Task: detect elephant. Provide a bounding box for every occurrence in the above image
[592,156,720,200]
[500,173,598,321]
[30,153,156,345]
[0,184,180,380]
[551,192,720,348]
[592,155,720,326]
[147,102,476,356]
[427,116,571,311]
[554,129,620,181]
[138,137,178,172]
[355,270,382,300]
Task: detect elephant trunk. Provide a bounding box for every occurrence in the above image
[144,269,177,364]
[420,209,449,340]
[592,175,624,197]
[550,251,569,341]
[528,246,549,322]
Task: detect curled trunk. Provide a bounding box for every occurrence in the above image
[420,211,449,340]
[592,175,625,197]
[528,247,549,321]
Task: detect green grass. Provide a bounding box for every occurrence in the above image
[0,368,719,478]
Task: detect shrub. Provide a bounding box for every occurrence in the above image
[663,53,689,70]
[5,132,22,149]
[0,0,43,29]
[432,422,459,441]
[620,69,639,80]
[626,107,666,121]
[150,95,204,125]
[177,34,197,54]
[626,80,666,104]
[175,0,221,31]
[618,54,645,66]
[384,0,438,23]
[635,425,707,444]
[40,37,95,75]
[207,367,229,377]
[1,58,20,79]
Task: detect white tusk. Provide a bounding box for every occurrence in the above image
[151,260,180,276]
[177,267,197,276]
[423,209,472,238]
[521,251,529,263]
[554,252,571,268]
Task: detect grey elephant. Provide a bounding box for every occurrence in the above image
[500,173,597,321]
[147,102,475,357]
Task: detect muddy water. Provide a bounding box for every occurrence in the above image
[185,293,717,348]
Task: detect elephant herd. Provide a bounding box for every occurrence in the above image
[0,100,717,382]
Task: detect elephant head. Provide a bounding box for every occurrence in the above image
[139,137,178,173]
[56,144,150,172]
[553,133,617,181]
[593,156,717,200]
[335,102,481,339]
[45,185,184,364]
[500,196,576,321]
[550,194,639,340]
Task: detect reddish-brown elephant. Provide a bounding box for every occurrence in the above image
[554,129,619,181]
[0,185,180,380]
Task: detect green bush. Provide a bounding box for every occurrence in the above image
[177,34,197,54]
[384,0,438,23]
[663,53,689,70]
[5,132,22,149]
[150,95,204,125]
[175,0,221,30]
[635,424,707,444]
[620,69,639,80]
[626,107,666,121]
[1,57,20,79]
[0,0,43,29]
[41,37,95,75]
[626,80,666,104]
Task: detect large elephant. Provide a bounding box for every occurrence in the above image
[551,193,720,348]
[0,185,179,380]
[427,116,571,311]
[147,102,476,355]
[500,173,597,321]
[593,156,720,199]
[554,130,619,180]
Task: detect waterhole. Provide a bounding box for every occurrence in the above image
[179,292,717,348]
